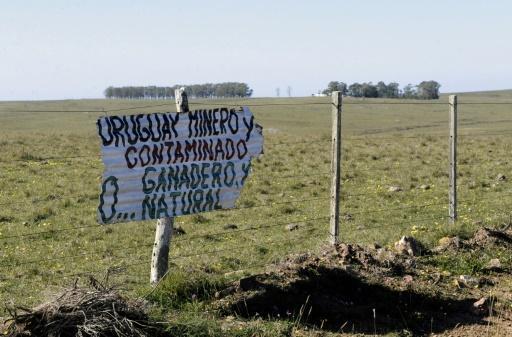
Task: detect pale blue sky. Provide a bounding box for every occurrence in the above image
[1,0,511,100]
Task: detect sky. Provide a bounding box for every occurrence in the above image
[1,0,511,100]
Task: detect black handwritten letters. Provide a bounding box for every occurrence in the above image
[97,107,263,224]
[123,138,249,169]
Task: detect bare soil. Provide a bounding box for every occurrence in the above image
[215,227,512,336]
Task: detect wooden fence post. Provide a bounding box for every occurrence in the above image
[330,91,342,244]
[449,95,457,224]
[150,87,189,285]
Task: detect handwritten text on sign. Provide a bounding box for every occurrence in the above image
[97,107,263,224]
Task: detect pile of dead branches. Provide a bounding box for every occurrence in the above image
[4,277,167,337]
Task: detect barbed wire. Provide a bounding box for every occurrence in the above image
[344,134,444,141]
[346,101,512,105]
[355,215,450,231]
[346,128,512,139]
[0,194,87,208]
[3,154,99,163]
[3,141,509,168]
[6,201,506,292]
[0,102,330,115]
[1,132,510,165]
[0,252,153,285]
[266,139,331,147]
[342,101,446,105]
[342,164,449,175]
[0,210,322,243]
[1,231,315,280]
[189,101,331,107]
[458,131,512,137]
[344,132,512,141]
[459,192,512,205]
[0,100,460,116]
[0,109,104,114]
[457,102,512,105]
[341,188,445,198]
[252,170,330,180]
[1,99,511,116]
[174,216,328,243]
[0,140,331,164]
[2,97,512,308]
[0,173,330,210]
[0,196,329,241]
[1,187,450,242]
[346,201,446,216]
[458,160,511,167]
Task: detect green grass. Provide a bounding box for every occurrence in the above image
[1,92,512,335]
[423,246,512,276]
[146,271,227,309]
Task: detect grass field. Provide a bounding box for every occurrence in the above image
[1,91,512,335]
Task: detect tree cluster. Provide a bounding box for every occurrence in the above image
[322,81,441,99]
[104,82,253,99]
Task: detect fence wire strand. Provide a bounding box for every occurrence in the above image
[1,96,512,307]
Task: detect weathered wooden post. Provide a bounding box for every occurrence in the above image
[330,91,342,244]
[449,95,457,224]
[150,87,189,285]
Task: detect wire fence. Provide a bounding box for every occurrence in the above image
[1,97,512,310]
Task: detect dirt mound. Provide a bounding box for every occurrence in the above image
[467,227,512,248]
[432,225,512,253]
[216,244,485,335]
[3,277,167,337]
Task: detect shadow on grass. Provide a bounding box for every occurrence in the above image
[226,266,486,335]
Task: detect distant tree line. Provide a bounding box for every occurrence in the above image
[104,82,253,99]
[322,81,441,99]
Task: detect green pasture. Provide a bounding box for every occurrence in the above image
[1,91,512,334]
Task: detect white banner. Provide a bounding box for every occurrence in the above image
[97,107,263,224]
